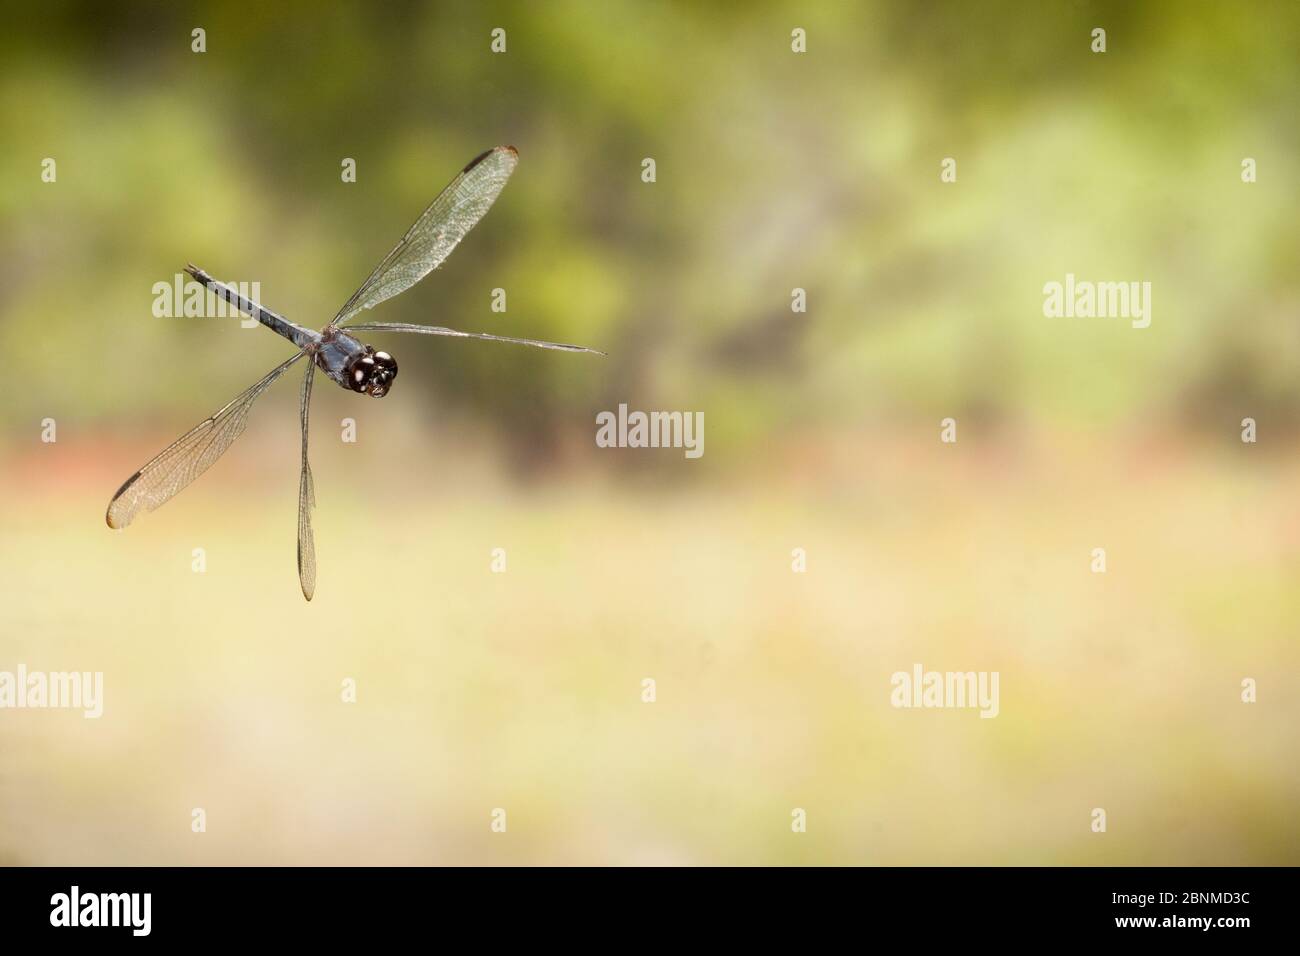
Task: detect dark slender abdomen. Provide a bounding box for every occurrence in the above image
[184,264,319,350]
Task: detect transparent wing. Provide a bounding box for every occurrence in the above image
[334,146,519,328]
[106,351,306,530]
[297,361,317,601]
[344,321,604,355]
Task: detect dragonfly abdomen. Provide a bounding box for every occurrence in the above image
[184,264,319,350]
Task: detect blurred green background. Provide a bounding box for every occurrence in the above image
[1,0,1297,864]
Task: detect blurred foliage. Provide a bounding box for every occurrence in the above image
[1,0,1297,465]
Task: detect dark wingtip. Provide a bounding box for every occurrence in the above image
[463,149,493,173]
[464,146,518,173]
[105,472,141,529]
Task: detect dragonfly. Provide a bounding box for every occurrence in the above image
[106,146,602,601]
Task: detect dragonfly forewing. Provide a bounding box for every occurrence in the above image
[333,146,518,327]
[106,351,307,529]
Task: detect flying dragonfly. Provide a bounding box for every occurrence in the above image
[106,146,602,601]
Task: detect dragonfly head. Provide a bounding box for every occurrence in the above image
[348,346,398,398]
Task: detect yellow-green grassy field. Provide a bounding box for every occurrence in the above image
[2,429,1296,865]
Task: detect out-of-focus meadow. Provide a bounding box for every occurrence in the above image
[1,1,1298,865]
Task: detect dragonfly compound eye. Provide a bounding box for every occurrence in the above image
[350,349,398,397]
